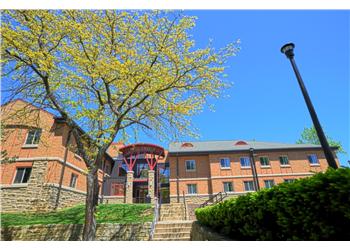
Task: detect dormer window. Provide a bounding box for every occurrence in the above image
[25,129,41,145]
[181,142,194,148]
[235,140,248,146]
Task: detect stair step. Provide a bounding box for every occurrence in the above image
[153,232,190,238]
[155,227,192,233]
[152,237,191,241]
[155,221,193,229]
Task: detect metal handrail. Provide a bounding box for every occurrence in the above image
[182,191,188,220]
[149,197,160,240]
[199,191,228,208]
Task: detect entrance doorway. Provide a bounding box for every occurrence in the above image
[133,184,148,203]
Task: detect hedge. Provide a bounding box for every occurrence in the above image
[195,168,350,240]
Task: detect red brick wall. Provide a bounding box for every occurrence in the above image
[1,100,111,193]
[169,148,338,197]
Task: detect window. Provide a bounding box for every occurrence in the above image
[25,129,41,145]
[244,181,255,191]
[111,183,124,196]
[264,180,275,188]
[240,157,251,168]
[220,158,231,168]
[69,173,78,188]
[223,182,234,192]
[284,179,295,183]
[260,156,270,167]
[187,184,197,194]
[308,154,319,165]
[185,160,196,171]
[13,167,32,184]
[279,156,290,166]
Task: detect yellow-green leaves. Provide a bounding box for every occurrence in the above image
[1,10,239,157]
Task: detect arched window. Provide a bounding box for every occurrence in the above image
[181,142,194,147]
[235,140,248,146]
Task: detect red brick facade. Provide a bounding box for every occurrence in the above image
[168,145,339,203]
[1,100,113,193]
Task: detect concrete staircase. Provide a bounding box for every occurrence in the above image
[152,221,193,241]
[152,203,193,241]
[159,203,186,221]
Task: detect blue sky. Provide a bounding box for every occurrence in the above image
[135,10,349,166]
[1,10,348,166]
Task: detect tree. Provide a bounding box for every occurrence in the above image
[296,126,346,154]
[1,10,239,240]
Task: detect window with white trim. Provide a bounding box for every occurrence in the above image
[25,129,41,145]
[279,156,290,166]
[69,173,78,188]
[240,157,251,168]
[308,154,319,165]
[185,160,196,171]
[13,167,32,184]
[223,182,234,192]
[284,179,295,183]
[187,184,197,194]
[220,158,231,168]
[244,181,255,191]
[260,156,270,167]
[264,180,275,188]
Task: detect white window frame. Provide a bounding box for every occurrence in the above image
[223,182,234,192]
[185,160,196,172]
[69,173,78,188]
[284,179,294,183]
[308,154,320,166]
[220,157,231,169]
[264,179,275,188]
[187,184,197,194]
[259,156,271,168]
[13,167,32,184]
[23,129,41,147]
[279,155,290,167]
[240,157,251,168]
[244,181,255,191]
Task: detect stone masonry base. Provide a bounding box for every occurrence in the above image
[1,223,152,241]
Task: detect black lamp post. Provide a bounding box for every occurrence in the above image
[280,43,338,169]
[249,148,260,191]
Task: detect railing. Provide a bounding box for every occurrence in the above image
[149,197,160,240]
[199,191,228,208]
[182,191,188,220]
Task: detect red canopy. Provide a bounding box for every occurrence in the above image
[119,143,165,157]
[119,143,165,171]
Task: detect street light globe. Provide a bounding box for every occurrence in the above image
[280,43,295,59]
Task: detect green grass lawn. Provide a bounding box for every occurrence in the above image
[1,204,153,227]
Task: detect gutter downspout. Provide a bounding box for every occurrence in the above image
[54,128,72,210]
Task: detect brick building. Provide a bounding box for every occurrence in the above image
[168,140,339,203]
[0,100,114,212]
[0,100,339,212]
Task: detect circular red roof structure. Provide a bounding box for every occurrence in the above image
[119,143,165,157]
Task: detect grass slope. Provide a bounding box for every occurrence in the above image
[1,204,153,227]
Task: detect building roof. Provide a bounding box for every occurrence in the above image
[169,140,338,154]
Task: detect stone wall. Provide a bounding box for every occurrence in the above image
[103,196,125,204]
[1,222,152,241]
[170,195,210,204]
[0,160,88,212]
[1,160,51,212]
[190,221,231,241]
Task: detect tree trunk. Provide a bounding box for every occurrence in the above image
[82,171,98,240]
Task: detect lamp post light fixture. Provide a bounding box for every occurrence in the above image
[280,43,338,169]
[249,148,260,191]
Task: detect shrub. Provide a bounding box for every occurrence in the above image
[195,168,350,240]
